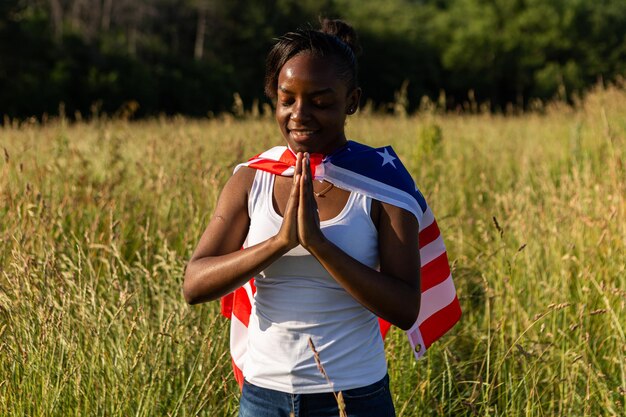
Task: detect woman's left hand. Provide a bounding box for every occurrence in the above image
[292,152,421,330]
[296,153,326,250]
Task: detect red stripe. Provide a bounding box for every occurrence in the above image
[221,292,234,319]
[232,287,252,327]
[248,160,291,174]
[421,252,451,292]
[378,318,392,339]
[278,149,296,165]
[419,296,462,348]
[419,220,440,248]
[232,358,244,390]
[308,154,323,177]
[252,151,324,177]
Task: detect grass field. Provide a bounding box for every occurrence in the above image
[1,84,625,416]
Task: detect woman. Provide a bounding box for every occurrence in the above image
[184,19,422,417]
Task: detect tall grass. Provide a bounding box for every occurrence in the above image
[1,85,624,416]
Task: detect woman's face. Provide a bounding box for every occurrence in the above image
[275,53,361,155]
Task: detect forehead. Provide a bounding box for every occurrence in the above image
[278,53,345,92]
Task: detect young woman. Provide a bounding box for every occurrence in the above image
[184,19,422,417]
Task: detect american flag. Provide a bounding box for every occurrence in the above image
[220,141,461,388]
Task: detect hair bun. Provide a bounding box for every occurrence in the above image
[319,18,362,56]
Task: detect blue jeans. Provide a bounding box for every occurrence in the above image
[238,374,396,417]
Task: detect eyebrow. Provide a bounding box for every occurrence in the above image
[278,86,335,96]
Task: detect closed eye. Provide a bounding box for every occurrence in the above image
[313,99,333,108]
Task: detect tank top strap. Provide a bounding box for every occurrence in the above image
[248,169,275,219]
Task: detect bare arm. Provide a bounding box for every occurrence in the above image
[183,165,302,304]
[297,155,421,330]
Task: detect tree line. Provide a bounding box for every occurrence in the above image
[1,0,625,120]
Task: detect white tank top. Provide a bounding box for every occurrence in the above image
[243,169,388,394]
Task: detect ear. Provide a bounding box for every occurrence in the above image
[346,87,362,115]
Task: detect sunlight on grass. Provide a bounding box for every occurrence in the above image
[1,85,624,416]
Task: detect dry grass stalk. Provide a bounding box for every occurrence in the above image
[308,337,347,417]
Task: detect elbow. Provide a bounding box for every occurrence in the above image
[183,287,200,305]
[183,263,219,305]
[397,315,417,331]
[397,299,420,331]
[182,281,198,305]
[182,267,201,305]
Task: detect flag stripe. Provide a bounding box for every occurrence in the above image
[248,160,291,173]
[420,235,446,265]
[232,358,244,388]
[420,207,435,231]
[419,297,462,348]
[416,274,457,324]
[421,252,451,292]
[378,318,392,339]
[419,219,441,248]
[323,163,425,225]
[230,314,249,368]
[221,292,233,319]
[232,287,252,327]
[278,149,296,164]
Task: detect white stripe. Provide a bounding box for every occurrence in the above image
[243,281,255,301]
[416,274,457,325]
[420,235,446,265]
[233,146,290,174]
[233,160,258,173]
[230,315,249,369]
[324,163,424,225]
[313,162,325,179]
[406,274,457,359]
[419,207,435,231]
[259,146,289,160]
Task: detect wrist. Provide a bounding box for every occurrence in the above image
[270,234,295,254]
[304,233,330,256]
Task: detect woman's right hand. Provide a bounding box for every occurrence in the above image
[275,152,302,250]
[184,163,299,305]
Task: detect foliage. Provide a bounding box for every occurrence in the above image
[1,0,625,118]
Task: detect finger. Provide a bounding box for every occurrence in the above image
[287,173,301,214]
[298,162,320,242]
[299,166,311,217]
[299,161,317,217]
[300,155,312,199]
[304,153,313,186]
[299,167,307,206]
[294,152,303,183]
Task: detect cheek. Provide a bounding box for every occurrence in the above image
[275,108,287,125]
[323,112,346,129]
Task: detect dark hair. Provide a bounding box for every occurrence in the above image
[264,18,361,99]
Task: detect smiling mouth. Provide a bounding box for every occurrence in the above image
[289,129,319,139]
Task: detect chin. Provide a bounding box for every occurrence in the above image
[286,135,318,153]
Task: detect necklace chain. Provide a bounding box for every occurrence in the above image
[313,182,334,198]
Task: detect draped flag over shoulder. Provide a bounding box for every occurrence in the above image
[220,140,461,388]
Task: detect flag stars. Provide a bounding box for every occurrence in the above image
[377,148,397,168]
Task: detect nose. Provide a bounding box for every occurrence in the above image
[290,100,311,122]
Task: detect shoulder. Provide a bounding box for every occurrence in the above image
[228,166,257,193]
[214,166,258,210]
[371,197,420,243]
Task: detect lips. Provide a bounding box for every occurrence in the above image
[288,128,319,141]
[290,130,316,136]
